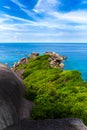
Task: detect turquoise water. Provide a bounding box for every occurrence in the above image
[0,43,87,81]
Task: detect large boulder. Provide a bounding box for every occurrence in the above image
[5,118,87,130]
[0,64,34,130]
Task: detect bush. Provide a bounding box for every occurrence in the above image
[18,54,87,125]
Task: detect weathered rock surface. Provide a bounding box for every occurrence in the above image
[12,52,66,72]
[0,63,23,130]
[13,69,24,79]
[5,118,87,130]
[45,52,67,69]
[12,58,28,70]
[12,52,39,71]
[19,98,34,120]
[29,52,39,58]
[12,58,28,78]
[0,64,34,130]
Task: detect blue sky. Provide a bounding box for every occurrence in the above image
[0,0,87,42]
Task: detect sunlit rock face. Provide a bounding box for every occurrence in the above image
[0,64,24,130]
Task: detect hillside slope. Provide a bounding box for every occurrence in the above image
[14,52,87,125]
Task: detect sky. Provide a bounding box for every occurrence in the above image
[0,0,87,43]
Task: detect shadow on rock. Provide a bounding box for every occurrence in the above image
[5,118,87,130]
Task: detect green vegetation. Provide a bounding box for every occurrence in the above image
[18,54,87,124]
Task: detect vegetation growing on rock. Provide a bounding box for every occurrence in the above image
[17,53,87,125]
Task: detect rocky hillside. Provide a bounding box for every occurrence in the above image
[0,56,87,130]
[12,52,87,125]
[12,52,66,71]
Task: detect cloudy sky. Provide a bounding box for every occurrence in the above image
[0,0,87,43]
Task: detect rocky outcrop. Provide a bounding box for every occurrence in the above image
[45,52,67,69]
[11,57,28,78]
[45,52,67,60]
[12,53,39,71]
[12,58,28,70]
[12,52,66,71]
[0,63,23,130]
[29,52,39,58]
[12,52,67,79]
[0,63,87,130]
[19,98,34,120]
[0,64,34,130]
[5,118,87,130]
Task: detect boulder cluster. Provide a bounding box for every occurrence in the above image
[12,52,39,71]
[45,52,67,69]
[12,52,67,71]
[13,58,28,69]
[29,52,39,58]
[0,64,34,130]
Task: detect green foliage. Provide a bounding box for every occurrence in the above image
[18,54,87,125]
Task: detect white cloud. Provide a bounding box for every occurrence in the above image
[34,0,60,13]
[10,0,37,20]
[11,0,26,8]
[3,6,11,9]
[0,25,18,31]
[3,14,34,23]
[82,0,87,4]
[49,10,87,24]
[1,0,87,42]
[47,0,58,5]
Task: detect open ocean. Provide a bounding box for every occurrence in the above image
[0,43,87,81]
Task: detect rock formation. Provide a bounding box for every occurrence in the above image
[0,64,34,130]
[12,58,28,70]
[12,52,67,72]
[29,52,39,58]
[0,62,87,130]
[45,52,67,69]
[12,52,39,72]
[0,64,23,129]
[5,118,87,130]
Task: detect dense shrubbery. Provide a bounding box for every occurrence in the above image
[18,54,87,124]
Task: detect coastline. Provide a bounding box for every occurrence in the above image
[0,52,87,129]
[10,52,87,125]
[0,43,86,80]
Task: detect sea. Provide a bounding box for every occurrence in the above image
[0,43,87,81]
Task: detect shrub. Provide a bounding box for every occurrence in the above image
[18,54,87,125]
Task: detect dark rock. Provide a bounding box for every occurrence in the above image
[19,98,34,120]
[5,118,87,130]
[0,64,24,129]
[29,52,39,58]
[63,56,67,60]
[13,69,24,79]
[0,64,34,130]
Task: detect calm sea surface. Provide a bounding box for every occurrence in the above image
[0,43,87,80]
